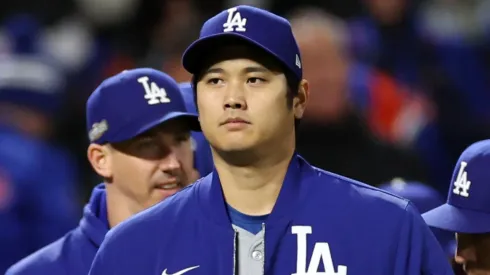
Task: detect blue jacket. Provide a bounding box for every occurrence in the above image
[0,127,79,273]
[89,155,453,275]
[6,184,108,275]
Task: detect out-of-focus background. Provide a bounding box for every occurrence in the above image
[0,0,488,272]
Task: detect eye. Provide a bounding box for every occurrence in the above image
[207,78,223,85]
[175,132,190,144]
[247,77,266,84]
[137,139,157,149]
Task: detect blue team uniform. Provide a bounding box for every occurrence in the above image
[0,15,80,272]
[0,127,79,273]
[5,184,107,275]
[88,155,453,275]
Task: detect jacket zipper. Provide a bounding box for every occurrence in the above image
[233,228,238,275]
[262,223,266,275]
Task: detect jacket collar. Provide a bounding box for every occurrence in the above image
[197,153,309,228]
[79,183,109,247]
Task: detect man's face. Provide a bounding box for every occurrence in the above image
[108,119,196,211]
[365,0,407,25]
[455,232,490,274]
[195,45,296,154]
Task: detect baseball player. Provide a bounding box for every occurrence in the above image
[423,139,490,274]
[5,68,200,275]
[88,6,453,275]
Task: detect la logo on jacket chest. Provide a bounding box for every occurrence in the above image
[292,226,347,275]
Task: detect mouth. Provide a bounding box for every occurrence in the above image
[220,117,251,126]
[154,181,181,190]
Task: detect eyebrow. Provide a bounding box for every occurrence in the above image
[204,66,269,75]
[244,66,269,73]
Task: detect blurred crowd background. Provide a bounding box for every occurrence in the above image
[1,0,489,272]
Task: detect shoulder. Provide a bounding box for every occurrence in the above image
[104,176,205,245]
[5,231,79,275]
[304,164,411,216]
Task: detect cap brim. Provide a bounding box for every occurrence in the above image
[112,112,200,143]
[182,32,284,75]
[422,203,490,233]
[139,112,201,134]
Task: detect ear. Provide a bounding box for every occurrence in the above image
[87,143,113,179]
[293,79,309,119]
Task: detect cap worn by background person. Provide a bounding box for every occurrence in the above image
[86,68,200,145]
[182,5,303,80]
[0,14,66,116]
[423,139,490,233]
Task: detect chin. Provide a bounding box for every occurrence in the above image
[217,141,256,152]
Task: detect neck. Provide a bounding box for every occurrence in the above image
[105,184,139,228]
[214,145,295,216]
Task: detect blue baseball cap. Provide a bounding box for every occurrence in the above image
[86,68,200,144]
[423,139,490,233]
[0,15,66,115]
[182,5,302,80]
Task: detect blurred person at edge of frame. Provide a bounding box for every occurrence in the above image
[0,14,80,273]
[6,68,201,275]
[288,7,428,187]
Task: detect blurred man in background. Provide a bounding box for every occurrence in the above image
[423,139,490,275]
[289,8,427,187]
[0,15,80,273]
[6,68,201,275]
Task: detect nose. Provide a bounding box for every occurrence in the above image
[159,149,182,174]
[223,85,247,110]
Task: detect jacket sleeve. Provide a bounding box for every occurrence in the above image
[393,202,454,275]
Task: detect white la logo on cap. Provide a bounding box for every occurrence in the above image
[137,76,171,105]
[453,161,471,197]
[223,7,247,32]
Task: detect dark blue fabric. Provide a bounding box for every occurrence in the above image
[6,184,109,275]
[0,127,79,273]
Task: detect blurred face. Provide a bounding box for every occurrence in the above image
[108,119,196,211]
[365,0,407,25]
[196,45,303,156]
[295,29,349,123]
[455,232,490,274]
